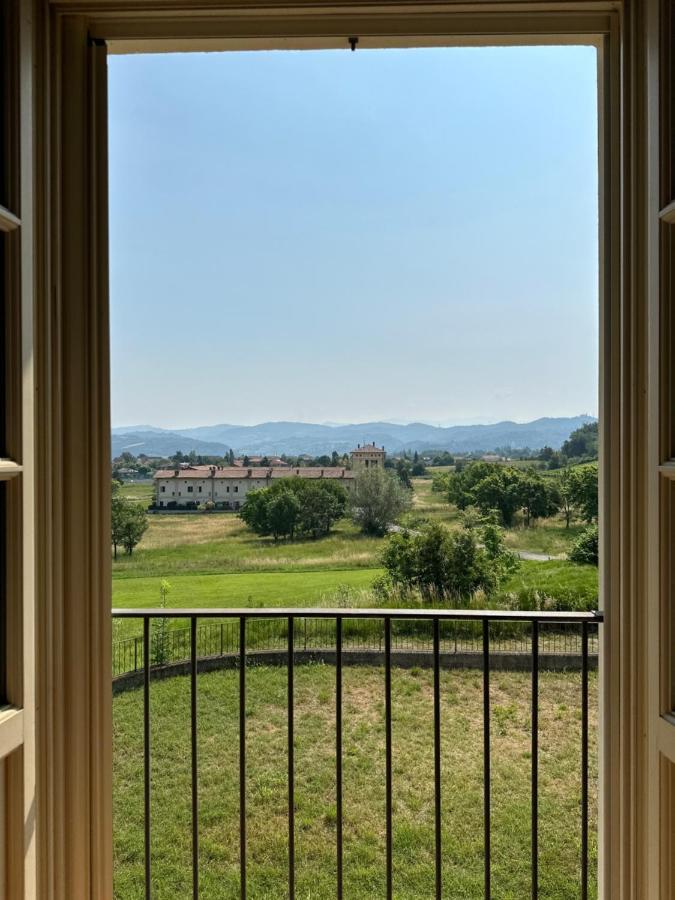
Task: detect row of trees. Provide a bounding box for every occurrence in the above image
[111,481,149,557]
[438,460,598,528]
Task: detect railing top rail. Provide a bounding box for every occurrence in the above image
[112,607,604,623]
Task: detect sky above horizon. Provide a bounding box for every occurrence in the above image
[109,46,599,429]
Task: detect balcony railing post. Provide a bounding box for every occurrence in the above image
[190,617,199,899]
[143,617,152,899]
[483,619,491,900]
[336,617,343,900]
[240,617,247,899]
[581,622,589,900]
[531,620,539,900]
[288,616,295,898]
[433,617,442,900]
[384,617,393,900]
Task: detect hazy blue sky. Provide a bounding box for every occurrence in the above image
[109,46,598,429]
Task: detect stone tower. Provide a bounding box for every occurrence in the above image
[350,442,386,471]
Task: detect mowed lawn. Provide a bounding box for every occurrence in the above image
[113,665,597,900]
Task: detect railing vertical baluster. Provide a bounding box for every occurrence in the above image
[143,617,152,899]
[531,620,539,900]
[433,617,442,900]
[581,622,589,900]
[191,617,199,900]
[336,617,343,900]
[384,617,393,900]
[240,617,247,899]
[288,616,295,899]
[483,619,491,900]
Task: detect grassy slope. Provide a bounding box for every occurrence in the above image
[114,665,598,899]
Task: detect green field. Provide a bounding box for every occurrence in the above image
[113,665,597,899]
[112,477,598,628]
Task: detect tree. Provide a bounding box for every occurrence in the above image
[472,468,523,526]
[266,491,301,541]
[569,524,598,565]
[569,464,598,522]
[111,491,126,560]
[561,421,598,460]
[111,484,149,557]
[411,461,426,476]
[557,468,576,528]
[395,459,412,489]
[519,473,560,527]
[350,468,411,536]
[120,503,149,555]
[228,448,235,465]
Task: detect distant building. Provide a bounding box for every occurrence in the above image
[154,464,355,510]
[350,442,386,471]
[153,443,388,509]
[481,453,504,463]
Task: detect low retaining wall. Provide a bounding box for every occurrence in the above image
[113,647,598,695]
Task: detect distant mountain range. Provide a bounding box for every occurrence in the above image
[111,415,596,459]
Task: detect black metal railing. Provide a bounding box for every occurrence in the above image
[112,613,599,678]
[112,606,603,900]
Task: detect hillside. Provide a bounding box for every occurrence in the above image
[111,415,596,459]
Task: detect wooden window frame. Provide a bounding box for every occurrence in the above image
[12,0,670,896]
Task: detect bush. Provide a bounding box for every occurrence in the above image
[380,521,517,602]
[569,524,598,566]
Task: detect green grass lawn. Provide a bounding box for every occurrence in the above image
[113,516,384,579]
[113,665,597,899]
[118,481,154,505]
[501,559,597,601]
[112,568,384,640]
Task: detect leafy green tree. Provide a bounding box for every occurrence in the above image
[112,484,149,557]
[557,468,576,528]
[395,459,412,489]
[562,421,598,460]
[411,461,426,476]
[569,464,598,522]
[569,523,598,565]
[111,492,126,560]
[519,473,560,527]
[350,468,411,536]
[120,503,149,555]
[472,468,523,526]
[266,491,301,541]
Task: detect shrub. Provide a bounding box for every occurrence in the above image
[569,524,599,566]
[380,521,516,602]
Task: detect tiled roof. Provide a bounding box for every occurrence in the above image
[154,466,354,480]
[351,443,385,454]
